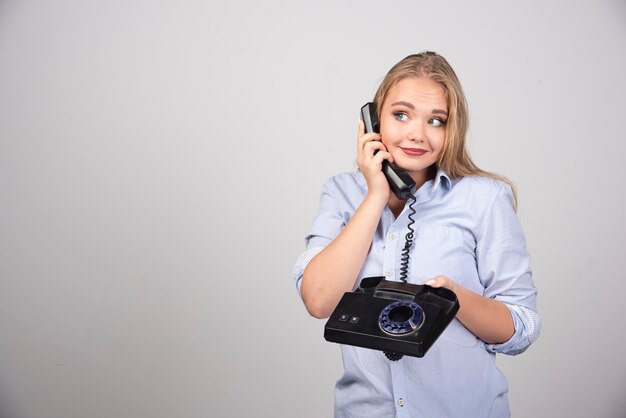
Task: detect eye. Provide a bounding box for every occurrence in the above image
[428,118,446,127]
[393,112,409,122]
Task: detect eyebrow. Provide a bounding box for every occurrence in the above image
[390,101,448,116]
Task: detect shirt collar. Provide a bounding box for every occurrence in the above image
[432,167,452,193]
[354,166,453,196]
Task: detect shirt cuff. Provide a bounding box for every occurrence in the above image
[293,246,324,294]
[486,303,542,355]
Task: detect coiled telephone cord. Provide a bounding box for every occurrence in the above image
[398,195,417,283]
[384,194,417,362]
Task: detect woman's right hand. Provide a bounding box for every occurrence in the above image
[357,120,392,202]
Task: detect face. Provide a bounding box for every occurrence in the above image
[379,77,447,183]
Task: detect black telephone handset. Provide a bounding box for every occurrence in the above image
[361,103,415,200]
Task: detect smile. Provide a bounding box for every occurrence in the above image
[401,147,427,157]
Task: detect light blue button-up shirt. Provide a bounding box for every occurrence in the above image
[294,169,540,418]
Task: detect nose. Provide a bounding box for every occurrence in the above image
[407,120,426,142]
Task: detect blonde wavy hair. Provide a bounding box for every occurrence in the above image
[373,51,517,208]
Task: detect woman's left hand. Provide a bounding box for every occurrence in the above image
[424,275,458,293]
[425,275,515,344]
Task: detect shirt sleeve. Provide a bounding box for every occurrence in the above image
[476,182,541,355]
[292,180,348,295]
[486,303,542,355]
[293,246,324,295]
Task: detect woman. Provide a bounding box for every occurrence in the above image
[293,51,540,417]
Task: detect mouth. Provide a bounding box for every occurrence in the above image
[401,147,427,157]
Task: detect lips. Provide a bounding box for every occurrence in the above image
[401,147,427,156]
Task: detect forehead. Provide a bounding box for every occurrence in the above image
[385,77,447,109]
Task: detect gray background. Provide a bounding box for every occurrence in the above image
[1,0,625,417]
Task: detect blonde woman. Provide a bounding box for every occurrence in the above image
[294,52,540,417]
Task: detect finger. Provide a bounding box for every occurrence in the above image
[361,144,389,168]
[364,141,394,165]
[358,119,365,136]
[425,276,445,288]
[424,279,439,287]
[368,151,387,169]
[363,139,386,155]
[357,133,382,156]
[359,143,383,168]
[357,131,381,146]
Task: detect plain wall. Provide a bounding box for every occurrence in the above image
[1,0,625,417]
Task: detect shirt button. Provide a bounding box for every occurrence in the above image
[397,398,404,407]
[389,233,397,240]
[385,270,392,277]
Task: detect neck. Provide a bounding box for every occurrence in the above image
[409,165,437,190]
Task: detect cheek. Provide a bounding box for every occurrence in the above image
[433,131,446,153]
[380,126,401,147]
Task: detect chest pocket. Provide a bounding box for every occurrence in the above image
[407,225,475,285]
